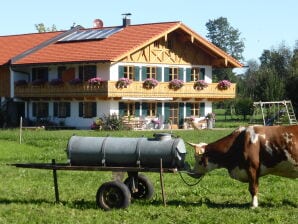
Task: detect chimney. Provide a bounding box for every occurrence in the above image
[122,13,131,27]
[93,19,103,28]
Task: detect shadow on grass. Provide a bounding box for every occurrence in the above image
[0,197,53,205]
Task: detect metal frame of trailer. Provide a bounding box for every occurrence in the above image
[11,158,178,210]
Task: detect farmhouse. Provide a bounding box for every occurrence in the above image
[0,17,242,129]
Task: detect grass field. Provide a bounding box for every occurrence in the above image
[0,129,297,224]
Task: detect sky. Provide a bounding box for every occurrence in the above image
[1,0,297,67]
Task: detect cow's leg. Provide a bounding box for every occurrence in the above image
[248,166,259,208]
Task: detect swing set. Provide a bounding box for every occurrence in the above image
[250,100,297,126]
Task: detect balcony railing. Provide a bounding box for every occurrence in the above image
[14,81,236,100]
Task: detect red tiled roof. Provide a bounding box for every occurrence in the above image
[13,22,181,65]
[0,32,63,65]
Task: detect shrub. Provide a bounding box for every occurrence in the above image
[218,80,231,90]
[116,78,132,88]
[169,79,184,89]
[194,80,208,90]
[143,78,158,89]
[49,78,64,86]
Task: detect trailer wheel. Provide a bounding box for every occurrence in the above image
[96,181,131,210]
[124,174,154,200]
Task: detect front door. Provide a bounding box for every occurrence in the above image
[169,103,179,126]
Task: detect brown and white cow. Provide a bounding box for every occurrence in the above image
[188,125,298,208]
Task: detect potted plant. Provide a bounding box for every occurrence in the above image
[69,78,83,85]
[88,77,102,86]
[194,80,208,90]
[169,79,184,89]
[49,78,64,86]
[32,79,46,86]
[217,80,231,90]
[116,77,132,88]
[14,79,28,86]
[143,78,158,89]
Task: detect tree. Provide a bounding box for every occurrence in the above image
[35,23,57,33]
[234,97,253,120]
[206,17,245,61]
[205,17,245,84]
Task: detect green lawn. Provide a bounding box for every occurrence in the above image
[0,129,297,224]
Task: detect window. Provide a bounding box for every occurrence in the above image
[167,40,173,50]
[190,103,200,116]
[123,66,134,80]
[54,102,70,118]
[79,65,96,81]
[57,66,67,79]
[154,40,160,48]
[32,102,49,118]
[146,67,157,79]
[190,68,200,81]
[32,67,48,81]
[79,102,96,118]
[145,103,157,117]
[169,67,178,81]
[120,102,135,117]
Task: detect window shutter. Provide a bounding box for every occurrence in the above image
[199,102,205,117]
[118,102,125,117]
[142,102,149,116]
[118,66,124,79]
[134,66,140,81]
[32,68,36,81]
[135,102,140,117]
[156,67,162,81]
[157,103,162,117]
[45,103,49,117]
[32,103,36,117]
[92,102,97,117]
[164,102,170,122]
[79,102,83,117]
[79,66,84,80]
[66,102,71,117]
[141,66,147,81]
[164,67,169,82]
[186,103,192,117]
[200,68,205,80]
[186,68,191,82]
[179,103,184,127]
[53,102,58,117]
[178,68,184,80]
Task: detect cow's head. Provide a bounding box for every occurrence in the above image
[187,142,216,175]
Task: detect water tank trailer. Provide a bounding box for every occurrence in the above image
[12,133,189,210]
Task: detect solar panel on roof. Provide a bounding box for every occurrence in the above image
[58,27,122,42]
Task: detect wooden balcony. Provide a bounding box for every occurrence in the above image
[14,81,236,100]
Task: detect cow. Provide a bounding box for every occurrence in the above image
[187,125,298,208]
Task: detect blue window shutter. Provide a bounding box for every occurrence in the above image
[157,103,162,117]
[53,102,58,117]
[141,66,147,81]
[200,102,205,117]
[118,66,124,79]
[79,102,83,117]
[200,68,205,80]
[32,103,36,117]
[178,68,184,80]
[164,67,169,82]
[135,102,140,116]
[156,67,162,81]
[66,102,71,117]
[119,102,125,116]
[134,66,140,81]
[186,103,192,117]
[186,68,191,82]
[179,103,184,127]
[142,102,149,116]
[92,102,97,117]
[164,103,170,122]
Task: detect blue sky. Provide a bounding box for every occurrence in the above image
[1,0,297,65]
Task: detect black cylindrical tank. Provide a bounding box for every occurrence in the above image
[67,133,186,169]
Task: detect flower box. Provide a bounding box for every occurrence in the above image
[49,78,64,86]
[217,80,231,90]
[15,79,28,86]
[143,78,158,89]
[169,79,184,89]
[69,78,83,85]
[88,77,102,86]
[116,78,132,88]
[194,80,208,90]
